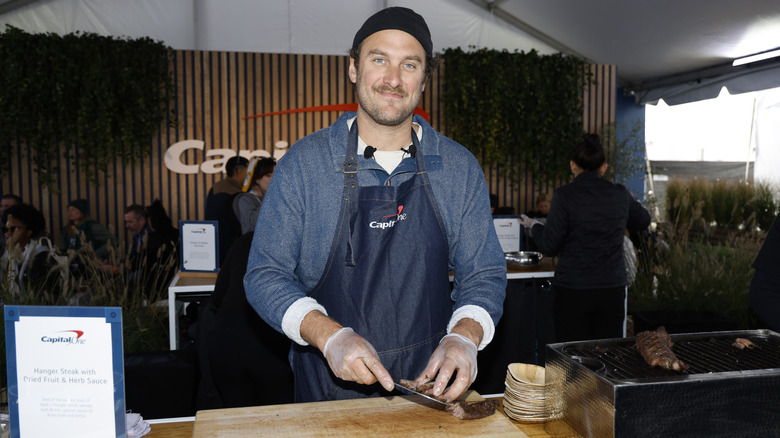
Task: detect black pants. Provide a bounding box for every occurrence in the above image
[553,285,626,342]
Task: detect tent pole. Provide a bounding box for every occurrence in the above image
[745,97,756,183]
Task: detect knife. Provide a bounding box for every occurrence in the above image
[394,382,448,406]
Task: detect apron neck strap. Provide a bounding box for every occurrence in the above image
[345,120,426,175]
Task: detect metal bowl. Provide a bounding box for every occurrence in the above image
[505,251,543,266]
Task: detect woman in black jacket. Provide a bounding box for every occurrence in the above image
[520,134,651,342]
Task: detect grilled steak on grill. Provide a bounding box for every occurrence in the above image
[635,326,688,371]
[398,378,499,420]
[732,337,757,349]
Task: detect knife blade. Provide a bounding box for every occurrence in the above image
[394,382,448,406]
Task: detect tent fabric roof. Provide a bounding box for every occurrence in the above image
[3,0,780,105]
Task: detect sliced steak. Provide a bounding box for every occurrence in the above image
[397,378,498,420]
[444,399,500,420]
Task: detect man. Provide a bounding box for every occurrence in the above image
[0,194,23,255]
[124,204,151,264]
[209,156,249,197]
[244,7,506,403]
[205,156,249,262]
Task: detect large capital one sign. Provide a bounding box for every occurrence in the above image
[164,140,289,174]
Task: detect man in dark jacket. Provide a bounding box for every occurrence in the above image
[205,156,248,264]
[520,134,650,342]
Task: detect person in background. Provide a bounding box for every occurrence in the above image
[749,214,780,331]
[520,134,650,342]
[141,200,180,293]
[489,193,515,216]
[489,193,499,215]
[527,193,551,219]
[197,231,294,409]
[124,204,151,265]
[209,156,249,197]
[493,206,515,216]
[60,198,117,261]
[244,7,506,403]
[233,157,276,235]
[523,194,551,251]
[205,156,249,263]
[1,203,60,297]
[0,194,23,255]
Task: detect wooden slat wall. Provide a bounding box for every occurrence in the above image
[1,51,612,249]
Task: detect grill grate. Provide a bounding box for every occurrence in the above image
[560,333,780,381]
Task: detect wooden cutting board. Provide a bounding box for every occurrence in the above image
[193,391,527,437]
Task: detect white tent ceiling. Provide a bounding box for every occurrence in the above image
[3,0,780,105]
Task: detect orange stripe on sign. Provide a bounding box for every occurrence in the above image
[243,104,430,122]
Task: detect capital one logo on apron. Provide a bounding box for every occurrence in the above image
[369,205,407,230]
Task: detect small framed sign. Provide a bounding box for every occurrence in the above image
[179,220,219,272]
[3,305,125,438]
[493,216,524,253]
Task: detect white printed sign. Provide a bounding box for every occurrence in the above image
[180,221,219,272]
[4,306,124,438]
[493,217,523,253]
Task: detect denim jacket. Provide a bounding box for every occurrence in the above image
[243,112,506,347]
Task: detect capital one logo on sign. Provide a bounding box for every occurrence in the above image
[163,104,429,174]
[164,140,289,174]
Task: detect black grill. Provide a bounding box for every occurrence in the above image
[545,329,780,437]
[559,332,780,380]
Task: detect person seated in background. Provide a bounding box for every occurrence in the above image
[60,198,117,261]
[205,156,249,263]
[0,194,23,255]
[749,214,780,331]
[1,203,61,297]
[526,193,551,219]
[124,204,152,266]
[139,200,180,294]
[233,157,276,235]
[145,200,179,266]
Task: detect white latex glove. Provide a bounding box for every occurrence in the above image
[519,214,540,229]
[322,327,394,391]
[416,333,478,402]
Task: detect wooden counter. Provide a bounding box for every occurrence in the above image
[145,396,580,437]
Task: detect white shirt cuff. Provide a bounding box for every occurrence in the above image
[447,305,494,351]
[281,296,328,346]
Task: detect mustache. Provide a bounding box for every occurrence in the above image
[374,85,407,97]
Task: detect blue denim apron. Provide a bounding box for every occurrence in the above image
[292,122,452,402]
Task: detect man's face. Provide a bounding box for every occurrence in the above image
[0,198,18,214]
[124,212,147,235]
[349,29,427,127]
[538,201,551,215]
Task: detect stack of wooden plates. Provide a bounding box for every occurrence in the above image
[502,363,560,423]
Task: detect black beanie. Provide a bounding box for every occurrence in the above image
[68,198,89,216]
[352,7,433,57]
